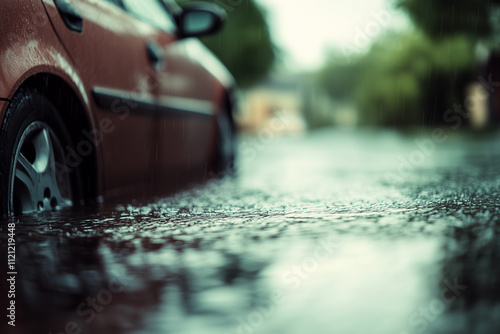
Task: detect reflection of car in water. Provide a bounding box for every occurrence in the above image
[0,0,236,217]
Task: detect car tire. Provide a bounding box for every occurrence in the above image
[0,88,83,216]
[211,109,235,177]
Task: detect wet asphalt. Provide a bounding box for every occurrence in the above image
[1,128,500,334]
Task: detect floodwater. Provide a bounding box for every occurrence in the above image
[1,128,500,334]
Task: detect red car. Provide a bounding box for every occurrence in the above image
[0,0,236,216]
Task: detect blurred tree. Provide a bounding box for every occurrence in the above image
[354,32,475,126]
[395,0,500,126]
[178,0,276,88]
[317,52,367,103]
[316,32,476,127]
[314,1,500,128]
[396,0,500,42]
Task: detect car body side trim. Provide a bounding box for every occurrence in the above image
[92,87,214,118]
[158,96,214,117]
[92,87,156,114]
[0,98,10,102]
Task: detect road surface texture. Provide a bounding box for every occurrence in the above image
[2,128,500,334]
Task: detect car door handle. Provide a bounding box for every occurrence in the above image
[146,42,164,69]
[54,0,83,33]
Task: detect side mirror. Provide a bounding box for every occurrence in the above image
[177,3,226,38]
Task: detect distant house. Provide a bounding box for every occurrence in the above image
[237,73,307,134]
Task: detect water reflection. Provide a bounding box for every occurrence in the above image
[431,215,500,333]
[2,209,275,334]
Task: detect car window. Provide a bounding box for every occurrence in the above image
[122,0,177,33]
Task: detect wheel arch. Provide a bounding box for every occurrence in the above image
[15,73,100,203]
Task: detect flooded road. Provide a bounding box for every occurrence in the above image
[2,128,500,334]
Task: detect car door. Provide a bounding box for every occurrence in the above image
[156,34,220,185]
[42,0,161,198]
[121,0,220,186]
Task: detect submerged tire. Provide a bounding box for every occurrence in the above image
[0,88,82,216]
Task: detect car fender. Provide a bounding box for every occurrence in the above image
[0,0,104,197]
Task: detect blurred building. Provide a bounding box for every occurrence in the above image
[237,73,307,134]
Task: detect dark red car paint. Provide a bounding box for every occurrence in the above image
[0,0,234,203]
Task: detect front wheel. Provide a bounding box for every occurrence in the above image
[0,88,82,216]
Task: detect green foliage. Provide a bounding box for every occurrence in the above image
[313,0,500,127]
[318,32,476,127]
[396,0,500,41]
[178,0,276,88]
[317,53,367,102]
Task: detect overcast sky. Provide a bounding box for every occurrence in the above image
[255,0,410,70]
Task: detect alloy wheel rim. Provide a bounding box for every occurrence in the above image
[9,121,72,215]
